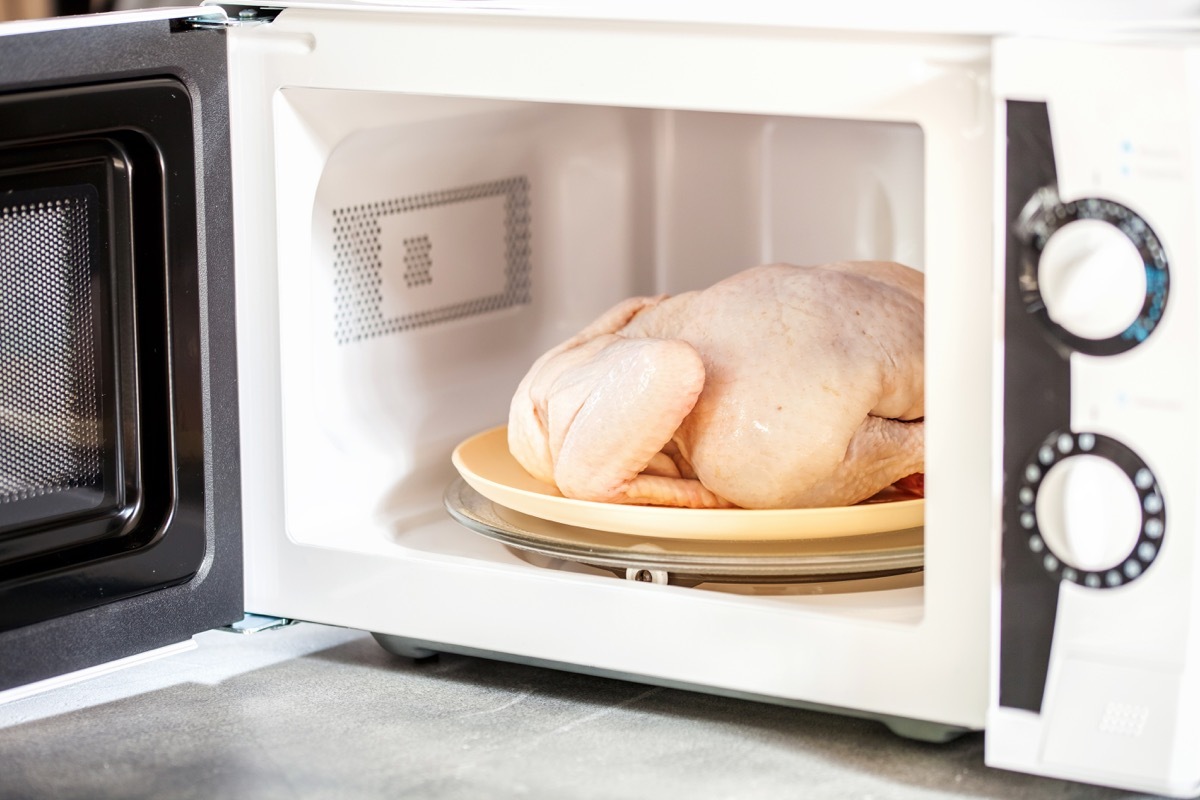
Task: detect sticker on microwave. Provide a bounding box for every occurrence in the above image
[332,176,531,344]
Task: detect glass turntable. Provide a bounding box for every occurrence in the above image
[444,477,923,587]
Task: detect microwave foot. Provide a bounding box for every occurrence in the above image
[372,632,440,661]
[879,715,973,744]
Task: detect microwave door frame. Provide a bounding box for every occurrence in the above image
[0,8,243,693]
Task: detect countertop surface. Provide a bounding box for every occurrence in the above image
[0,621,1168,799]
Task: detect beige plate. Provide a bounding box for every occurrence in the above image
[451,426,924,541]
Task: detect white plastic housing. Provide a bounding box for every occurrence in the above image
[227,8,994,736]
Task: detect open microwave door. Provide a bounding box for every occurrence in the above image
[0,7,243,692]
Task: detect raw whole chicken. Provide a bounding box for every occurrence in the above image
[507,262,924,509]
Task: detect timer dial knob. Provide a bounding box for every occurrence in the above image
[1035,454,1142,572]
[1015,189,1169,356]
[1038,219,1146,341]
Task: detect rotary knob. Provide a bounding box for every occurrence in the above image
[1038,219,1146,341]
[1035,454,1141,572]
[1015,188,1169,356]
[1016,431,1165,588]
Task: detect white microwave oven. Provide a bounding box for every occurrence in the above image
[1,2,1198,795]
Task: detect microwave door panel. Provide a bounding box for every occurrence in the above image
[229,9,995,734]
[0,9,243,691]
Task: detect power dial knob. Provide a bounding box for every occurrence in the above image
[1015,188,1169,356]
[1017,431,1165,588]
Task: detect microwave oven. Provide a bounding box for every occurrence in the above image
[1,2,1198,795]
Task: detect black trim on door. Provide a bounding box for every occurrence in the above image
[0,15,242,690]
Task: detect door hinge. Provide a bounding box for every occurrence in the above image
[183,6,283,29]
[218,613,298,634]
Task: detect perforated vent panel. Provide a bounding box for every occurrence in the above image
[332,176,532,344]
[0,188,102,504]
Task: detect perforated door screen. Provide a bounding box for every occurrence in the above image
[0,187,102,504]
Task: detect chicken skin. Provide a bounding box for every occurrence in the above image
[507,262,924,509]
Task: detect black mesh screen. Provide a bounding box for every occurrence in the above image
[0,187,103,506]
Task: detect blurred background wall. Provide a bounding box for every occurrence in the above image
[1,0,177,21]
[1,0,55,20]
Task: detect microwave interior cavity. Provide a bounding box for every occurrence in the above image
[271,88,927,601]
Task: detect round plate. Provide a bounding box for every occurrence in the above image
[445,477,923,585]
[451,426,924,541]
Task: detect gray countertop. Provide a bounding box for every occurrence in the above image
[0,622,1162,799]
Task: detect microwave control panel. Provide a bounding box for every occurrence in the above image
[990,34,1200,799]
